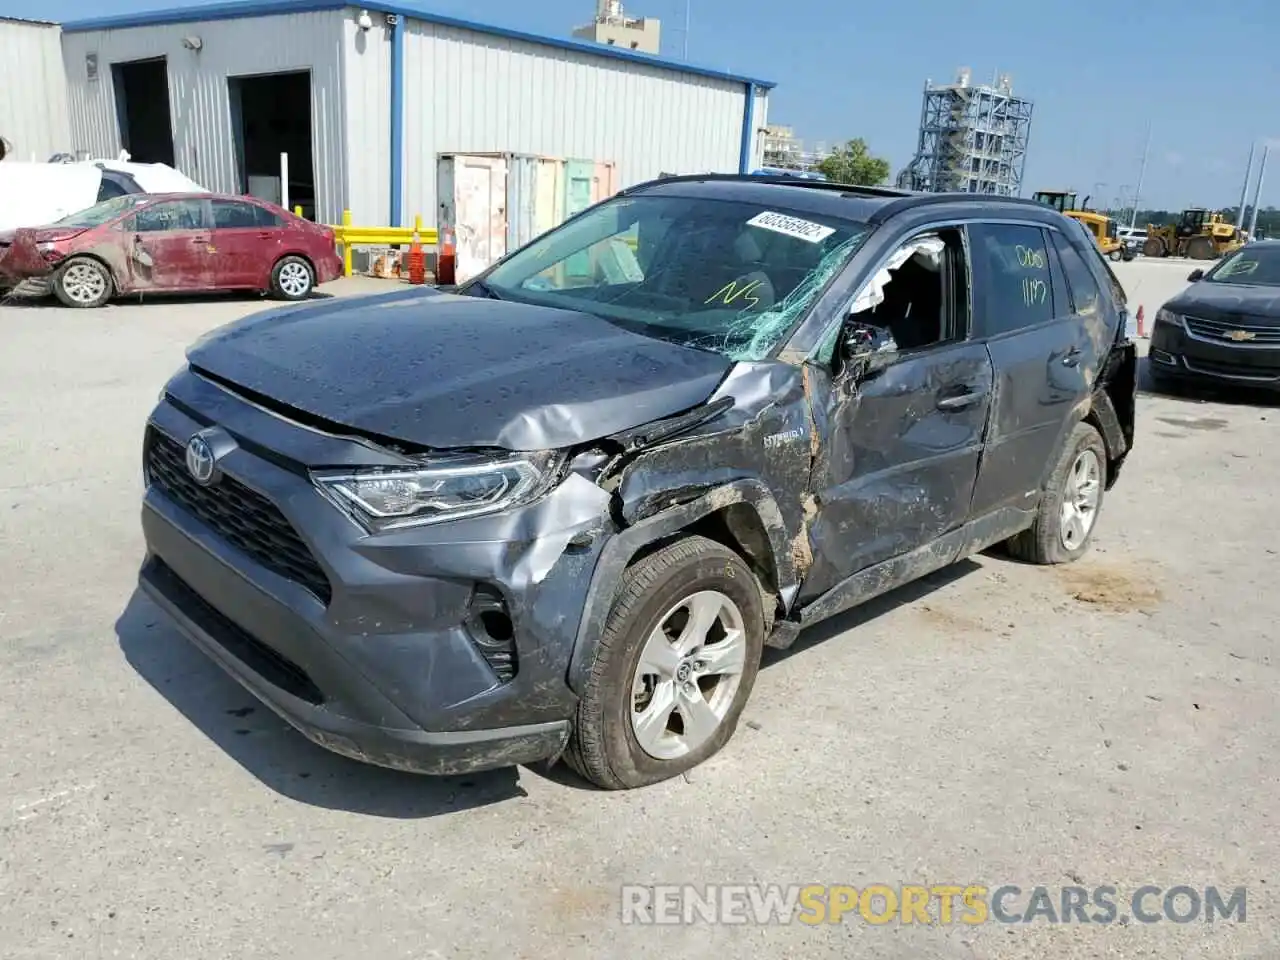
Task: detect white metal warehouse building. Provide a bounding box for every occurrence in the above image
[0,17,72,161]
[55,0,774,226]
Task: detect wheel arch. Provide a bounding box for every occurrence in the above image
[565,480,796,697]
[57,251,120,286]
[274,250,317,275]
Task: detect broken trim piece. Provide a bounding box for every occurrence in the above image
[565,479,797,696]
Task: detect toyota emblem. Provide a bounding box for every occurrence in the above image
[185,434,216,486]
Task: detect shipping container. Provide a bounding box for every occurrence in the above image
[437,152,509,285]
[439,152,621,283]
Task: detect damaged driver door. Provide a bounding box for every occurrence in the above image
[125,198,216,292]
[798,227,995,603]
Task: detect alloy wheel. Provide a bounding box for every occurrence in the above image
[1060,449,1102,549]
[630,590,748,761]
[61,263,106,305]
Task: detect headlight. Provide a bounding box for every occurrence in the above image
[313,452,561,532]
[1155,308,1181,327]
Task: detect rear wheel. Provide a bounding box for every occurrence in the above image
[52,257,113,308]
[565,535,765,790]
[270,256,315,300]
[1108,247,1123,262]
[1005,422,1107,565]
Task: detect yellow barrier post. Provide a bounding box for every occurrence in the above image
[330,211,437,279]
[342,209,353,278]
[294,205,303,218]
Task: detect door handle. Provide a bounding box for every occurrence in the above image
[936,387,988,411]
[1062,345,1083,367]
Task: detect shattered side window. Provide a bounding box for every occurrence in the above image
[481,193,871,361]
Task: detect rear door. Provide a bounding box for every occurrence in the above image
[210,199,282,288]
[126,198,216,291]
[967,221,1092,517]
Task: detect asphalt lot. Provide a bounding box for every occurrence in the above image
[1,261,1277,959]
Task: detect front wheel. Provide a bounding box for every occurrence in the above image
[1109,248,1123,262]
[565,535,766,790]
[270,255,315,300]
[52,257,112,308]
[1005,422,1107,564]
[1186,236,1215,261]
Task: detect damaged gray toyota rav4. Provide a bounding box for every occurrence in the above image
[138,175,1137,789]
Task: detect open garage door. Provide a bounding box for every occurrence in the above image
[228,70,316,219]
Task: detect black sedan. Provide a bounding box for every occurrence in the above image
[1149,240,1280,391]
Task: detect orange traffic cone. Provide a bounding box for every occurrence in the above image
[406,230,426,285]
[437,227,457,286]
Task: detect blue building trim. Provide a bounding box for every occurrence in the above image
[738,84,756,174]
[389,13,404,226]
[62,0,777,89]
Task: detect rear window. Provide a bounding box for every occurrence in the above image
[96,171,142,203]
[212,200,281,228]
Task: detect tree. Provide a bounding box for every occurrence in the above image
[816,139,891,186]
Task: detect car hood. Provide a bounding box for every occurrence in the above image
[1169,282,1280,325]
[186,288,733,451]
[0,225,87,245]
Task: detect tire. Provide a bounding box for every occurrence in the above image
[1108,248,1123,262]
[52,256,113,308]
[1186,236,1214,261]
[1142,237,1165,258]
[565,535,766,790]
[270,255,315,300]
[1005,422,1107,565]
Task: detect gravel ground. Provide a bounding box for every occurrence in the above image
[1,263,1276,959]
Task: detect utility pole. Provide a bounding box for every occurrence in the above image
[682,0,690,60]
[1236,142,1256,231]
[1248,144,1269,240]
[1129,121,1152,231]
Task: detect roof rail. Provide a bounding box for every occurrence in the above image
[628,172,915,201]
[868,191,1062,224]
[623,173,1066,223]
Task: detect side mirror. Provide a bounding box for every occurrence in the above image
[1187,269,1204,282]
[840,320,897,377]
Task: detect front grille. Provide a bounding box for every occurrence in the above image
[1184,315,1280,344]
[1183,357,1280,381]
[150,558,326,705]
[145,428,332,604]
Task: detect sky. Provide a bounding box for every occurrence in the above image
[7,0,1279,210]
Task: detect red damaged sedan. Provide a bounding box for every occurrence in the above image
[0,193,343,308]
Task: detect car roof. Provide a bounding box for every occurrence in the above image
[622,174,1074,228]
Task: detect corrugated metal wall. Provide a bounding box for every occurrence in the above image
[60,11,348,222]
[399,20,748,226]
[339,12,391,226]
[0,20,72,161]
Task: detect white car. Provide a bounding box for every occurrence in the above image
[0,158,206,232]
[1117,227,1147,254]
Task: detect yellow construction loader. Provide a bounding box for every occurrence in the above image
[1142,208,1245,260]
[1031,191,1131,261]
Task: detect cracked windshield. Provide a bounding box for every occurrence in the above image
[481,194,869,360]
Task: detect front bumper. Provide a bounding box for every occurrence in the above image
[1149,315,1280,390]
[138,368,616,775]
